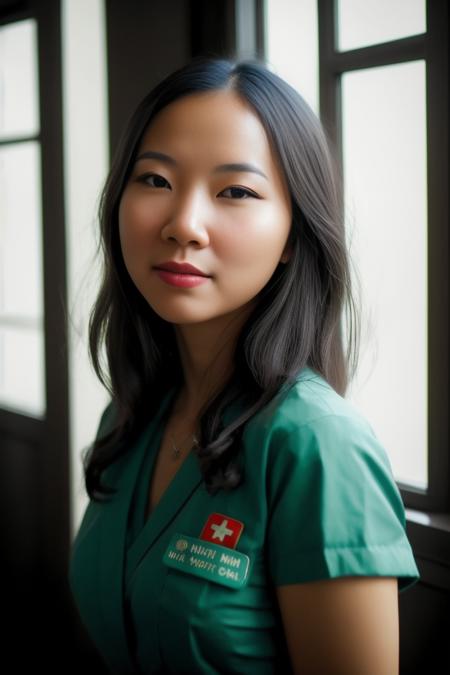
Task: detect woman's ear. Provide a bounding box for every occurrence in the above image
[280,241,293,264]
[280,227,295,264]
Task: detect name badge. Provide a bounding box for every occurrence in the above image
[163,532,250,589]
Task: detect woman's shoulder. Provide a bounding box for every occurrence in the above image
[242,366,393,476]
[255,366,372,436]
[253,370,419,592]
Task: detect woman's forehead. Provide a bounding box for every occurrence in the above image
[138,90,272,164]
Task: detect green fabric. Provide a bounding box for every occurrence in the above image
[69,367,419,674]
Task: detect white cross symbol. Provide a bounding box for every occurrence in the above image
[211,519,233,542]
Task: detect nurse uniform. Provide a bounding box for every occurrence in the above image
[69,366,420,674]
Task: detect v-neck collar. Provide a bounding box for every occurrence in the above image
[111,381,209,589]
[125,444,204,581]
[125,385,246,587]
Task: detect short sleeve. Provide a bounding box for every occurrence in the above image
[266,412,420,593]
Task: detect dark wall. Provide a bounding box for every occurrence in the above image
[399,580,450,673]
[106,0,192,155]
[105,0,246,155]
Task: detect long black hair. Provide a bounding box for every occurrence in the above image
[84,57,360,501]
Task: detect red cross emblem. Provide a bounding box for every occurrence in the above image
[199,513,244,550]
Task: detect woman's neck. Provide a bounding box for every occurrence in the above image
[173,306,252,415]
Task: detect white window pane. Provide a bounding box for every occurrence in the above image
[265,0,319,114]
[337,0,426,52]
[343,61,428,489]
[0,19,39,140]
[0,142,44,319]
[62,0,110,537]
[0,324,45,417]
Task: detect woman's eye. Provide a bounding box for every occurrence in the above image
[219,186,258,199]
[138,173,171,189]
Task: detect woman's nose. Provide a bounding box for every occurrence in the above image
[161,190,210,248]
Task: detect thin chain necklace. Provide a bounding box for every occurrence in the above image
[169,429,199,461]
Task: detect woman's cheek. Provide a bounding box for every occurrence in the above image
[119,197,160,251]
[218,208,287,269]
[118,195,139,252]
[213,211,260,260]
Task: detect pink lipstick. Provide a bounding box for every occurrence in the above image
[153,260,211,288]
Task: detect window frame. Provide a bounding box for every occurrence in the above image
[316,0,448,518]
[0,16,45,417]
[0,0,70,573]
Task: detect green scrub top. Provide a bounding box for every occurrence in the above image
[69,367,419,674]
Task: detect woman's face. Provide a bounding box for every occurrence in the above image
[118,89,292,327]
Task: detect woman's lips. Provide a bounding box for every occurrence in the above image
[154,269,210,288]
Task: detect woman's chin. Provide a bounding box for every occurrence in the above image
[148,305,218,326]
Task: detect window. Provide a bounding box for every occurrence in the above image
[265,0,448,512]
[61,0,110,538]
[265,0,319,113]
[337,0,426,50]
[0,19,46,418]
[341,60,428,491]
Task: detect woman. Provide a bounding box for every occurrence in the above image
[69,58,419,674]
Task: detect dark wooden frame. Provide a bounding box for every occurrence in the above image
[0,0,70,581]
[189,0,265,60]
[316,0,449,519]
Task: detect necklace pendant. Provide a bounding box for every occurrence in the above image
[172,447,182,460]
[169,431,198,461]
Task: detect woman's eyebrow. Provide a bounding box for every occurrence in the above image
[135,150,176,165]
[135,150,268,180]
[213,163,268,181]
